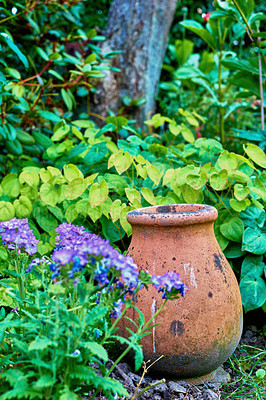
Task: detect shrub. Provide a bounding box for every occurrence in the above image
[0,218,186,399]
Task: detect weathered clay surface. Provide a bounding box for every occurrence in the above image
[120,204,243,379]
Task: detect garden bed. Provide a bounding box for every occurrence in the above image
[90,325,265,400]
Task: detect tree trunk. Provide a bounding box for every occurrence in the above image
[93,0,177,125]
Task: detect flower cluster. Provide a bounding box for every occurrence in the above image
[151,271,188,299]
[23,222,188,318]
[0,218,38,255]
[25,257,47,273]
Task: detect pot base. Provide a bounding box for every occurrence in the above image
[175,366,231,386]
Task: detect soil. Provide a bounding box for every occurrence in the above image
[90,324,266,400]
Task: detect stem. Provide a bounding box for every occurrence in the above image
[217,20,225,145]
[258,52,265,130]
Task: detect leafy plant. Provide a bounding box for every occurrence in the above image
[0,218,186,399]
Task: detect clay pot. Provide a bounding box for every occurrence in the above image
[123,204,243,379]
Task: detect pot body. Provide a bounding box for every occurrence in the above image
[123,204,243,378]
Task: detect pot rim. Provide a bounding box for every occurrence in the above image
[127,204,218,226]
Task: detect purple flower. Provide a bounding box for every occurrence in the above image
[110,299,123,319]
[52,222,141,289]
[70,349,81,357]
[151,271,188,299]
[11,307,19,315]
[0,218,38,255]
[26,257,47,273]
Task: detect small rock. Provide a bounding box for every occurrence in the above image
[128,372,141,384]
[168,381,187,393]
[117,362,131,374]
[202,389,220,400]
[209,366,230,389]
[152,379,168,393]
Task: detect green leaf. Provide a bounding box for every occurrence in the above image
[0,247,8,261]
[65,204,78,223]
[38,110,61,122]
[29,337,53,351]
[35,208,58,233]
[0,201,15,221]
[19,170,39,187]
[113,151,132,175]
[220,217,244,242]
[209,169,228,191]
[106,116,128,131]
[241,255,264,280]
[125,188,141,205]
[120,206,132,236]
[240,205,265,228]
[1,173,20,197]
[216,151,238,172]
[179,20,217,51]
[83,342,108,362]
[242,227,266,255]
[244,143,266,168]
[51,120,70,141]
[65,178,87,200]
[89,180,109,208]
[110,199,123,222]
[75,199,90,217]
[182,184,199,203]
[147,165,162,186]
[61,88,73,111]
[229,199,248,212]
[240,275,266,312]
[2,36,29,68]
[64,164,84,182]
[102,217,123,242]
[186,172,207,190]
[88,205,102,222]
[34,374,57,389]
[141,187,157,205]
[234,184,250,201]
[14,196,32,218]
[40,183,61,207]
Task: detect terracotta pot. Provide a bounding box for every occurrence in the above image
[123,204,243,379]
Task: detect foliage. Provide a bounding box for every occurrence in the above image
[0,219,186,399]
[0,112,265,313]
[0,0,118,176]
[159,0,266,147]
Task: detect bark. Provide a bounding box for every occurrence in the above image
[93,0,177,124]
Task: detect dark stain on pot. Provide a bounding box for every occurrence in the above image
[208,291,213,298]
[170,320,185,337]
[157,205,172,213]
[214,253,223,272]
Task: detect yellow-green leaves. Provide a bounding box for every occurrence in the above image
[65,178,87,200]
[125,188,141,207]
[210,169,228,191]
[0,201,15,221]
[186,172,207,190]
[147,165,162,185]
[220,217,244,242]
[108,150,132,175]
[234,184,250,201]
[216,150,238,172]
[14,196,32,218]
[63,164,84,181]
[89,180,108,208]
[141,187,157,205]
[19,170,39,187]
[40,183,61,207]
[1,173,20,197]
[244,144,266,169]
